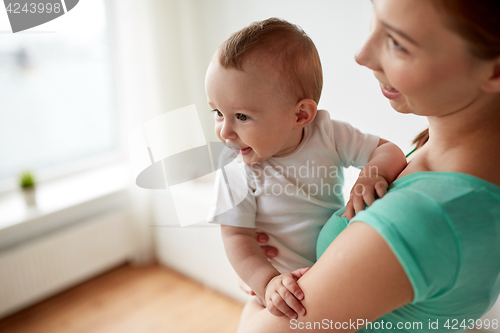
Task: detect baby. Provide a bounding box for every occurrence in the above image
[206,18,406,319]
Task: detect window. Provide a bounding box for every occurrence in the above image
[0,0,118,189]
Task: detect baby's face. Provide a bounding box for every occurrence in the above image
[205,59,301,164]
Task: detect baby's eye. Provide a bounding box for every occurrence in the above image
[236,113,249,122]
[213,109,223,118]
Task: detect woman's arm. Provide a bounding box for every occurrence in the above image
[237,222,413,333]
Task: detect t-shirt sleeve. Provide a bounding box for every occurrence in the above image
[351,190,460,303]
[329,119,380,168]
[207,157,257,228]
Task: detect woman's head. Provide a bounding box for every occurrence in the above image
[434,0,500,60]
[355,0,500,119]
[412,0,500,148]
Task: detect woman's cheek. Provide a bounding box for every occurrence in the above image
[386,64,415,92]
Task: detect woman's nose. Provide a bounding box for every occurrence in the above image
[355,40,378,70]
[355,30,382,72]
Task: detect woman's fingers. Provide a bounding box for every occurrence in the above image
[255,231,269,244]
[256,231,278,258]
[256,232,278,258]
[259,245,278,258]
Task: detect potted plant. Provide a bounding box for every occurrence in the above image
[19,171,37,206]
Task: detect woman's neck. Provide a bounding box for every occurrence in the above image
[415,97,500,185]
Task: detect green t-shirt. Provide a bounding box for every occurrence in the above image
[317,172,500,332]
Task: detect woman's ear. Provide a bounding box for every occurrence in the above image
[481,57,500,93]
[294,99,317,128]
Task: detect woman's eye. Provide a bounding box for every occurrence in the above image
[236,113,249,121]
[213,109,223,118]
[387,35,406,52]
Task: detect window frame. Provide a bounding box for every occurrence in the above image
[0,0,126,196]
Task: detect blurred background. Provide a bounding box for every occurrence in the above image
[0,0,497,332]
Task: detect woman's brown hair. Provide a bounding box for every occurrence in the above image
[413,0,500,149]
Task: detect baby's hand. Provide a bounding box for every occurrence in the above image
[264,269,309,319]
[343,172,388,220]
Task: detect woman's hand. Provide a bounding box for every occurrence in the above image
[264,268,310,320]
[256,231,278,258]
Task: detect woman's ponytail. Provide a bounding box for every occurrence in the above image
[412,128,429,149]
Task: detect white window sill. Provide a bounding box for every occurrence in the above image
[0,163,132,251]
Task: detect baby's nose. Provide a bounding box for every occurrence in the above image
[220,121,236,140]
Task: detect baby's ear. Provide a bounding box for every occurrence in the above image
[295,99,317,127]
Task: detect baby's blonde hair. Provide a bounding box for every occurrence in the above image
[218,18,323,104]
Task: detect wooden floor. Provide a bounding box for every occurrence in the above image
[0,264,244,333]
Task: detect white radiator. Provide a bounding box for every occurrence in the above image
[0,209,134,319]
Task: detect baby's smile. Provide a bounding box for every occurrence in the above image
[225,140,253,155]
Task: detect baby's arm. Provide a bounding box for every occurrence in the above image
[221,225,306,319]
[343,138,406,220]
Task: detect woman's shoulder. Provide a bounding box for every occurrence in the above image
[390,171,500,206]
[358,171,500,235]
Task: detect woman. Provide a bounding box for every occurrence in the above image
[236,0,500,332]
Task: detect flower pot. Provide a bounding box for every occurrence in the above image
[22,187,37,206]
